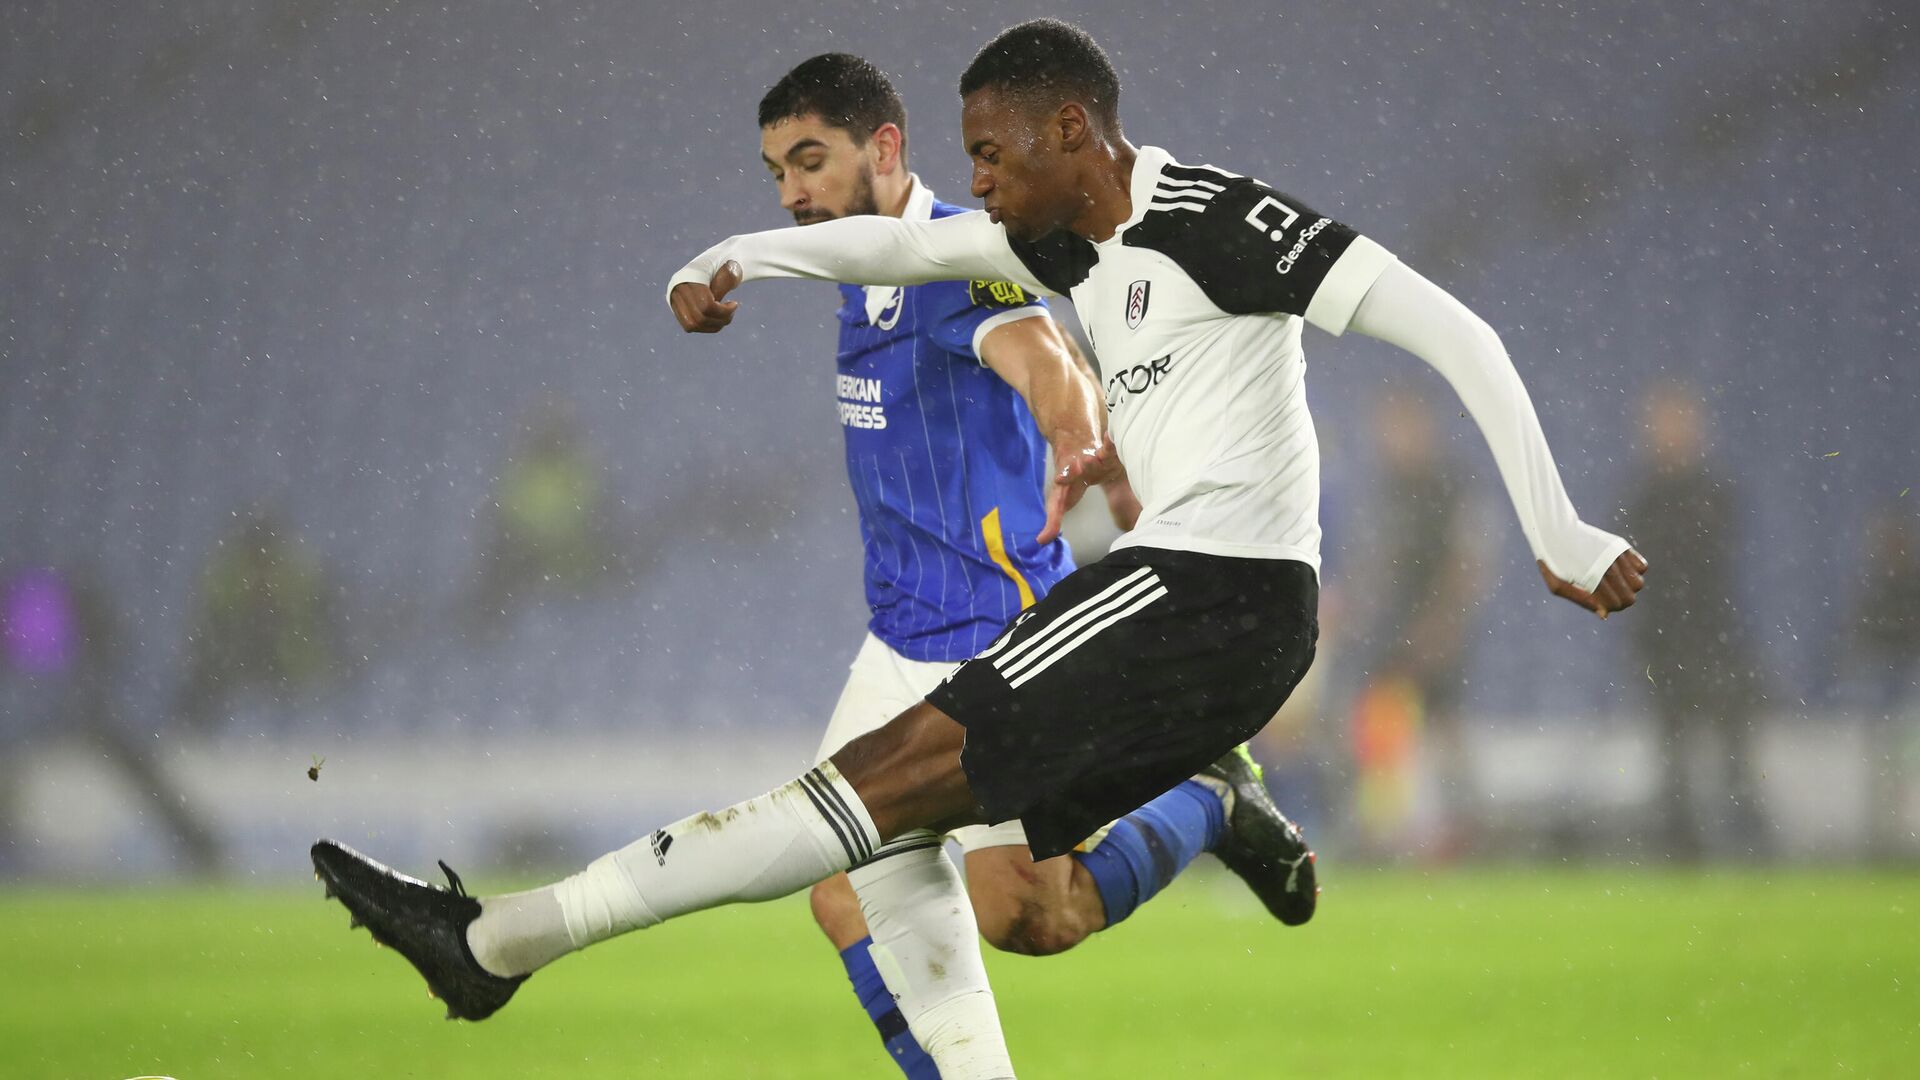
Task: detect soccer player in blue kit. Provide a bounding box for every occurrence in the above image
[749,54,1316,1076]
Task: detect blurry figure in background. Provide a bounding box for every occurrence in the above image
[466,404,628,632]
[1850,508,1920,857]
[1347,676,1422,852]
[1344,391,1489,857]
[1853,509,1920,708]
[1627,384,1765,859]
[177,509,343,730]
[3,565,222,872]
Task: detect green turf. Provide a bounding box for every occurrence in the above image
[3,866,1915,1078]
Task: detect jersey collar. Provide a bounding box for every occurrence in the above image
[901,173,936,222]
[1105,145,1173,243]
[862,175,936,323]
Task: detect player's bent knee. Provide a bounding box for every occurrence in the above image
[978,900,1088,957]
[971,881,1090,957]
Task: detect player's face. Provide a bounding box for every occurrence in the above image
[760,115,881,225]
[962,89,1076,241]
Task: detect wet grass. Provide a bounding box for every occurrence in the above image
[3,865,1915,1077]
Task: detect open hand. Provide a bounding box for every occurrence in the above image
[669,261,744,333]
[1538,548,1648,619]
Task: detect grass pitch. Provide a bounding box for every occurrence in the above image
[3,865,1915,1078]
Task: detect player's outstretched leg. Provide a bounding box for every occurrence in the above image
[309,841,527,1020]
[1199,744,1319,925]
[311,704,1018,1079]
[312,761,886,1022]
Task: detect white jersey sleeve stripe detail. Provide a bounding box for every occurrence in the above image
[1173,162,1242,182]
[1006,585,1169,689]
[1155,176,1226,192]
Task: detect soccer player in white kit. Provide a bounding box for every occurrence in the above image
[747,54,1321,1077]
[311,19,1647,1080]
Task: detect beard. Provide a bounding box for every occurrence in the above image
[791,162,881,225]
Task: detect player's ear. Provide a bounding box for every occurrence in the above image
[1056,103,1089,153]
[870,122,905,175]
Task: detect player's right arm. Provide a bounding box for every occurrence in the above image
[667,212,1046,334]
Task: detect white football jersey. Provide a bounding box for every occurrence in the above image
[995,146,1394,567]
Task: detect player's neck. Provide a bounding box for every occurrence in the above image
[877,172,913,219]
[1066,140,1139,243]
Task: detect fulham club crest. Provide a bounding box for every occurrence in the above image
[1125,279,1151,330]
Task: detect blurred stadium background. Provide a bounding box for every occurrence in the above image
[3,0,1916,1074]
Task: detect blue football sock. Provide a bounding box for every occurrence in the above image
[1072,779,1227,927]
[839,935,940,1079]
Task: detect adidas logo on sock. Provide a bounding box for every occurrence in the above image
[650,829,674,866]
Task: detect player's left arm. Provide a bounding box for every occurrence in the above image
[1344,261,1647,617]
[1193,178,1644,616]
[975,315,1120,544]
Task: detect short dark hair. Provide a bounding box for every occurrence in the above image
[959,19,1120,123]
[757,53,907,142]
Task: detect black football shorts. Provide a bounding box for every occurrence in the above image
[927,546,1318,860]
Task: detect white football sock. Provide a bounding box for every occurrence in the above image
[467,764,878,978]
[463,886,571,979]
[851,833,1016,1079]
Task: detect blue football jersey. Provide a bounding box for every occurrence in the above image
[833,183,1074,662]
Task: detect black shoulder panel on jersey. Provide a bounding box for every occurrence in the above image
[1123,175,1362,317]
[1006,229,1100,296]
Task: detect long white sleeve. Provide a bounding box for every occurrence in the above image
[1347,260,1629,592]
[665,211,1049,300]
